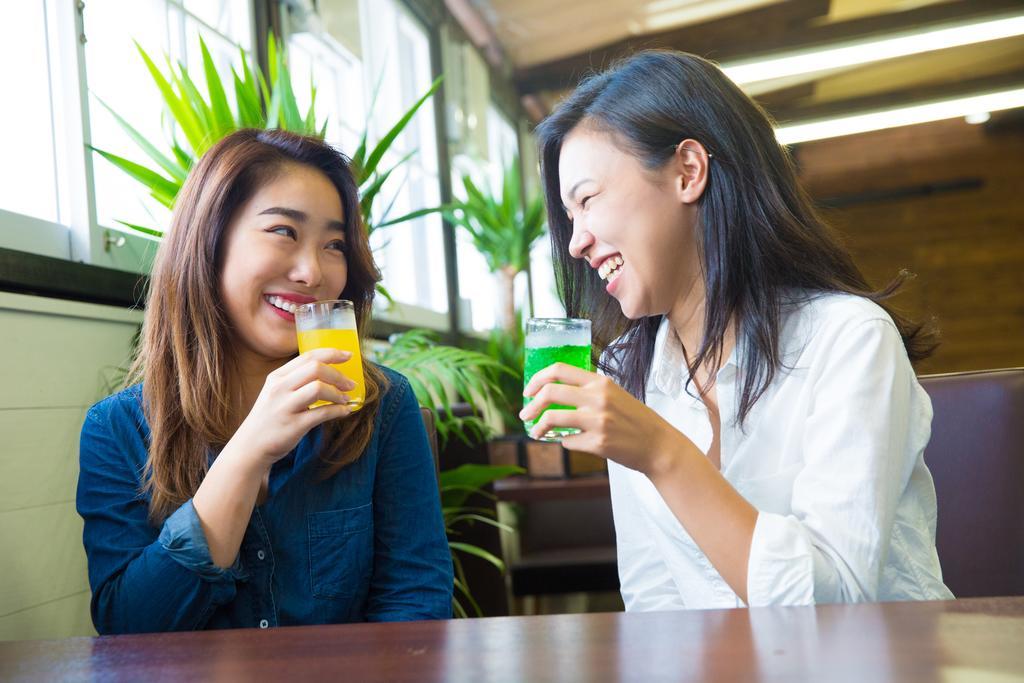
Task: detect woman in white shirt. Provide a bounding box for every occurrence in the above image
[520,50,953,609]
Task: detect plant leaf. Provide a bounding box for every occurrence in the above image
[93,97,187,183]
[448,542,505,572]
[374,205,445,230]
[135,41,205,154]
[439,463,523,509]
[361,76,441,181]
[199,36,235,137]
[276,61,305,131]
[92,149,180,208]
[232,67,262,128]
[171,59,215,153]
[446,513,514,534]
[114,220,164,238]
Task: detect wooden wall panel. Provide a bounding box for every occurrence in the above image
[0,592,93,642]
[0,294,139,640]
[796,116,1024,374]
[0,294,141,410]
[0,503,89,618]
[0,408,85,513]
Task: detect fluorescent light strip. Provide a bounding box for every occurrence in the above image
[775,88,1024,144]
[722,13,1024,85]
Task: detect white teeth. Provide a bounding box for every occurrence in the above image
[598,255,624,281]
[265,295,297,314]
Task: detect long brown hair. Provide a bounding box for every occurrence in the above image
[536,50,938,424]
[130,129,387,523]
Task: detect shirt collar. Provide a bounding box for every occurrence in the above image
[650,316,741,399]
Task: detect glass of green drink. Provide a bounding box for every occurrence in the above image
[523,317,592,441]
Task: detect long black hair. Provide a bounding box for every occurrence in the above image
[535,50,937,423]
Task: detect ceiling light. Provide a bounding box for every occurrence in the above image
[722,12,1024,86]
[775,88,1024,144]
[639,0,778,33]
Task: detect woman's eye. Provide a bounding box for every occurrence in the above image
[270,226,297,239]
[580,195,593,209]
[326,240,347,254]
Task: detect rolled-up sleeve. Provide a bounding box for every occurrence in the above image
[158,500,246,580]
[77,401,244,634]
[746,318,924,607]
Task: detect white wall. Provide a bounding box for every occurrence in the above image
[0,292,142,641]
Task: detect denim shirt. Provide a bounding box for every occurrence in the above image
[76,366,453,634]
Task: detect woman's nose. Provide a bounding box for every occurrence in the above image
[568,224,595,261]
[289,250,323,289]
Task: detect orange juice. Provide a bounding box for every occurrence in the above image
[297,328,365,410]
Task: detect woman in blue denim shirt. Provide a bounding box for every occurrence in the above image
[77,129,453,634]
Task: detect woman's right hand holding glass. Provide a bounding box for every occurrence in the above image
[233,348,356,468]
[192,348,353,568]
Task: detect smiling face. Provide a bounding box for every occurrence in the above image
[219,162,349,367]
[558,125,707,320]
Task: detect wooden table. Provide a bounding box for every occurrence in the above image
[3,597,1023,682]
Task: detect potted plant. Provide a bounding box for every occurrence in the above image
[92,35,438,243]
[444,158,547,334]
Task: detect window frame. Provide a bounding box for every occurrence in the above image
[0,0,530,343]
[84,0,258,274]
[0,0,258,276]
[358,0,452,332]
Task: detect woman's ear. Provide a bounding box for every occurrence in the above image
[673,138,710,204]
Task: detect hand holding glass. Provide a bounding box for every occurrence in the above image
[523,318,592,441]
[295,299,365,410]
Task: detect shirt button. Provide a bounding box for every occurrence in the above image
[257,549,266,561]
[259,619,269,629]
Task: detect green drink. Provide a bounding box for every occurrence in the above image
[523,318,592,441]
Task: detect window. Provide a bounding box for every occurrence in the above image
[2,0,531,337]
[0,1,255,272]
[285,17,365,158]
[361,0,448,326]
[84,0,253,253]
[0,3,59,225]
[524,116,565,319]
[288,33,365,154]
[0,1,72,259]
[286,0,452,330]
[452,104,521,332]
[529,229,566,318]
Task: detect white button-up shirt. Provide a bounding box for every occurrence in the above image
[608,292,954,610]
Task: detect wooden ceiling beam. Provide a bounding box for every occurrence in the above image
[514,0,1022,96]
[444,0,508,70]
[768,68,1024,124]
[754,82,818,113]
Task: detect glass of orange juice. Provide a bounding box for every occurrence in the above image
[295,299,365,411]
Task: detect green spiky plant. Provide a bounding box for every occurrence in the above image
[444,157,547,333]
[374,329,514,446]
[373,331,523,617]
[94,35,522,616]
[437,463,522,617]
[91,34,440,240]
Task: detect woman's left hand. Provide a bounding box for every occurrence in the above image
[520,363,695,477]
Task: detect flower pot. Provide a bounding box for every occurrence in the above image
[487,434,606,478]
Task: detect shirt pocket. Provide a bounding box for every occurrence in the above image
[308,503,374,600]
